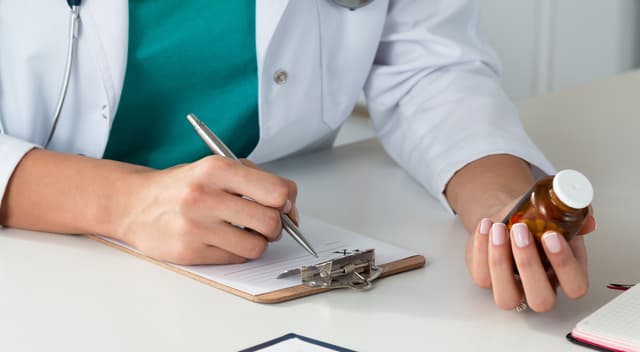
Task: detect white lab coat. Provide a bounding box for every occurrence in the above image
[0,0,553,211]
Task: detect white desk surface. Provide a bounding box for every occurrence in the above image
[2,71,639,351]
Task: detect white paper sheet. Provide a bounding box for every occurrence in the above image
[102,216,419,296]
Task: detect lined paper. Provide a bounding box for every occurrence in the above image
[102,216,419,295]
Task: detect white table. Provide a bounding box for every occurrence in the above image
[1,71,639,351]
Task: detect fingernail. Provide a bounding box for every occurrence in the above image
[283,199,292,213]
[542,232,562,254]
[479,218,492,235]
[291,205,300,225]
[491,223,506,245]
[591,216,597,231]
[512,223,530,248]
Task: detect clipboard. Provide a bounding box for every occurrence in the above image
[87,216,426,303]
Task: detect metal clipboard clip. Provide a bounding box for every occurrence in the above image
[277,249,383,290]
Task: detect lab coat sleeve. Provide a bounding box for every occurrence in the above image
[363,0,555,213]
[0,135,37,209]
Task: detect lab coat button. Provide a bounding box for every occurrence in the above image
[273,70,288,85]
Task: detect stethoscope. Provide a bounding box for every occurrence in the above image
[0,0,372,146]
[0,0,81,148]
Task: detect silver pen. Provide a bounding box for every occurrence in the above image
[186,113,319,258]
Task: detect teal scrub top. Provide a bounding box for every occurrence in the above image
[103,1,259,169]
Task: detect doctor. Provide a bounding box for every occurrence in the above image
[0,0,594,312]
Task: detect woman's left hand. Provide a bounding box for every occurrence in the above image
[466,201,596,312]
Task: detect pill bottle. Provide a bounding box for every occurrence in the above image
[502,169,593,265]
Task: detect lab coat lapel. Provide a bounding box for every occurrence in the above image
[81,0,129,116]
[76,0,289,115]
[256,0,290,67]
[74,0,289,122]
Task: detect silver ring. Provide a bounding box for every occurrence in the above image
[515,297,528,313]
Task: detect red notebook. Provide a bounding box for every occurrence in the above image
[568,284,640,351]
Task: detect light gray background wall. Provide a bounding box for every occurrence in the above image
[479,0,640,99]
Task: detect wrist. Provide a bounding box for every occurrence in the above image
[445,154,534,232]
[482,190,523,220]
[93,161,151,240]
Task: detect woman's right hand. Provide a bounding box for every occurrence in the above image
[115,155,298,265]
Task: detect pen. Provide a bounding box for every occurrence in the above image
[186,113,319,258]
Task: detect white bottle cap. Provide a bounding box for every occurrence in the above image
[552,169,593,209]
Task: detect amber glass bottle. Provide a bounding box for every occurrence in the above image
[503,169,593,267]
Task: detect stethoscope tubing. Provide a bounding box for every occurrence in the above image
[45,5,80,148]
[0,0,372,143]
[0,4,79,147]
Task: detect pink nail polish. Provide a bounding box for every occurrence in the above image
[542,232,562,254]
[479,218,492,235]
[491,223,506,245]
[512,223,530,248]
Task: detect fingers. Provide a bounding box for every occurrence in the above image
[178,219,269,260]
[578,215,597,235]
[184,191,283,242]
[488,223,523,309]
[568,234,588,268]
[486,222,589,312]
[239,159,259,169]
[283,177,299,225]
[469,218,493,288]
[182,157,298,240]
[510,223,557,312]
[542,231,589,299]
[470,210,590,313]
[154,230,250,266]
[241,159,300,224]
[122,157,297,266]
[195,156,297,210]
[148,216,271,265]
[179,157,296,262]
[167,245,248,266]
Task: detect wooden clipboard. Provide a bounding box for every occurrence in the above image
[88,235,426,304]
